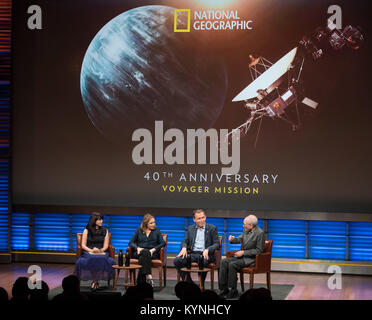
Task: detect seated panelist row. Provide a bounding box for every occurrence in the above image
[74,212,166,289]
[75,210,265,292]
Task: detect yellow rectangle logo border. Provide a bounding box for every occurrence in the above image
[174,9,191,32]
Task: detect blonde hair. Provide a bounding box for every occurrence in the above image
[140,213,155,231]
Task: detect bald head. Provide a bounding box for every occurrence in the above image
[243,215,258,231]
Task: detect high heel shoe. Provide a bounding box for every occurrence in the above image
[90,281,97,291]
[146,278,154,288]
[90,281,99,291]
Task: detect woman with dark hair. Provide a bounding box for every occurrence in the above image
[129,214,165,286]
[74,212,115,290]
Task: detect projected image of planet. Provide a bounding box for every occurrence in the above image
[80,5,227,143]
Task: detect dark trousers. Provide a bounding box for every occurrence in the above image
[173,252,213,282]
[133,249,159,283]
[218,257,247,290]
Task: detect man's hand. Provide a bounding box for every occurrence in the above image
[203,248,209,260]
[149,248,156,256]
[177,247,187,259]
[228,235,235,242]
[234,250,244,258]
[137,247,143,255]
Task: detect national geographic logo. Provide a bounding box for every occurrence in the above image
[174,9,191,32]
[174,9,253,32]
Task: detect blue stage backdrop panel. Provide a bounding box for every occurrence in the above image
[308,221,347,260]
[0,215,8,251]
[11,212,30,250]
[308,221,347,235]
[71,214,91,251]
[226,218,244,252]
[0,160,9,251]
[349,222,372,262]
[108,214,142,253]
[205,217,225,253]
[7,212,372,262]
[0,0,11,253]
[155,216,186,254]
[33,213,70,251]
[268,219,306,259]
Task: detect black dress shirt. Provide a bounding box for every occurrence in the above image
[129,227,165,251]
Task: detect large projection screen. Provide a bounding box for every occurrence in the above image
[12,0,372,213]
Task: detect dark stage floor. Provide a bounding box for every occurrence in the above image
[1,263,372,300]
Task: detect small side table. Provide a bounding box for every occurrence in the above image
[181,267,211,290]
[112,265,142,289]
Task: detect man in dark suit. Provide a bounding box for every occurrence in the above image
[174,209,220,284]
[219,215,265,299]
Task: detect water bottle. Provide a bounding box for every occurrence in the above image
[118,249,123,266]
[125,248,130,266]
[186,248,192,269]
[186,255,191,269]
[198,253,204,270]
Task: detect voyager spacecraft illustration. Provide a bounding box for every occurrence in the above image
[224,23,364,147]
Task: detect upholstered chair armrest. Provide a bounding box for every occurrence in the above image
[255,252,272,272]
[127,246,134,258]
[214,247,222,267]
[108,245,115,259]
[161,247,167,264]
[159,246,164,262]
[161,234,168,264]
[225,250,238,258]
[76,247,82,258]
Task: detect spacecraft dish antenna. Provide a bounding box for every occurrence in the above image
[232,47,298,102]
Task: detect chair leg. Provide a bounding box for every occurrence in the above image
[113,269,120,289]
[163,266,167,287]
[210,269,214,290]
[124,269,128,284]
[130,269,135,286]
[240,272,244,292]
[159,267,163,290]
[267,272,271,290]
[250,272,254,289]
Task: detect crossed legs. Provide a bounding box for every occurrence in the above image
[218,257,247,291]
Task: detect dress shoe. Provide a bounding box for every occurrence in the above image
[226,288,239,299]
[90,281,98,291]
[146,278,155,288]
[186,276,196,285]
[218,288,229,297]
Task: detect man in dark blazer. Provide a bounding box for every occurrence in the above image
[174,209,220,283]
[219,215,265,299]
